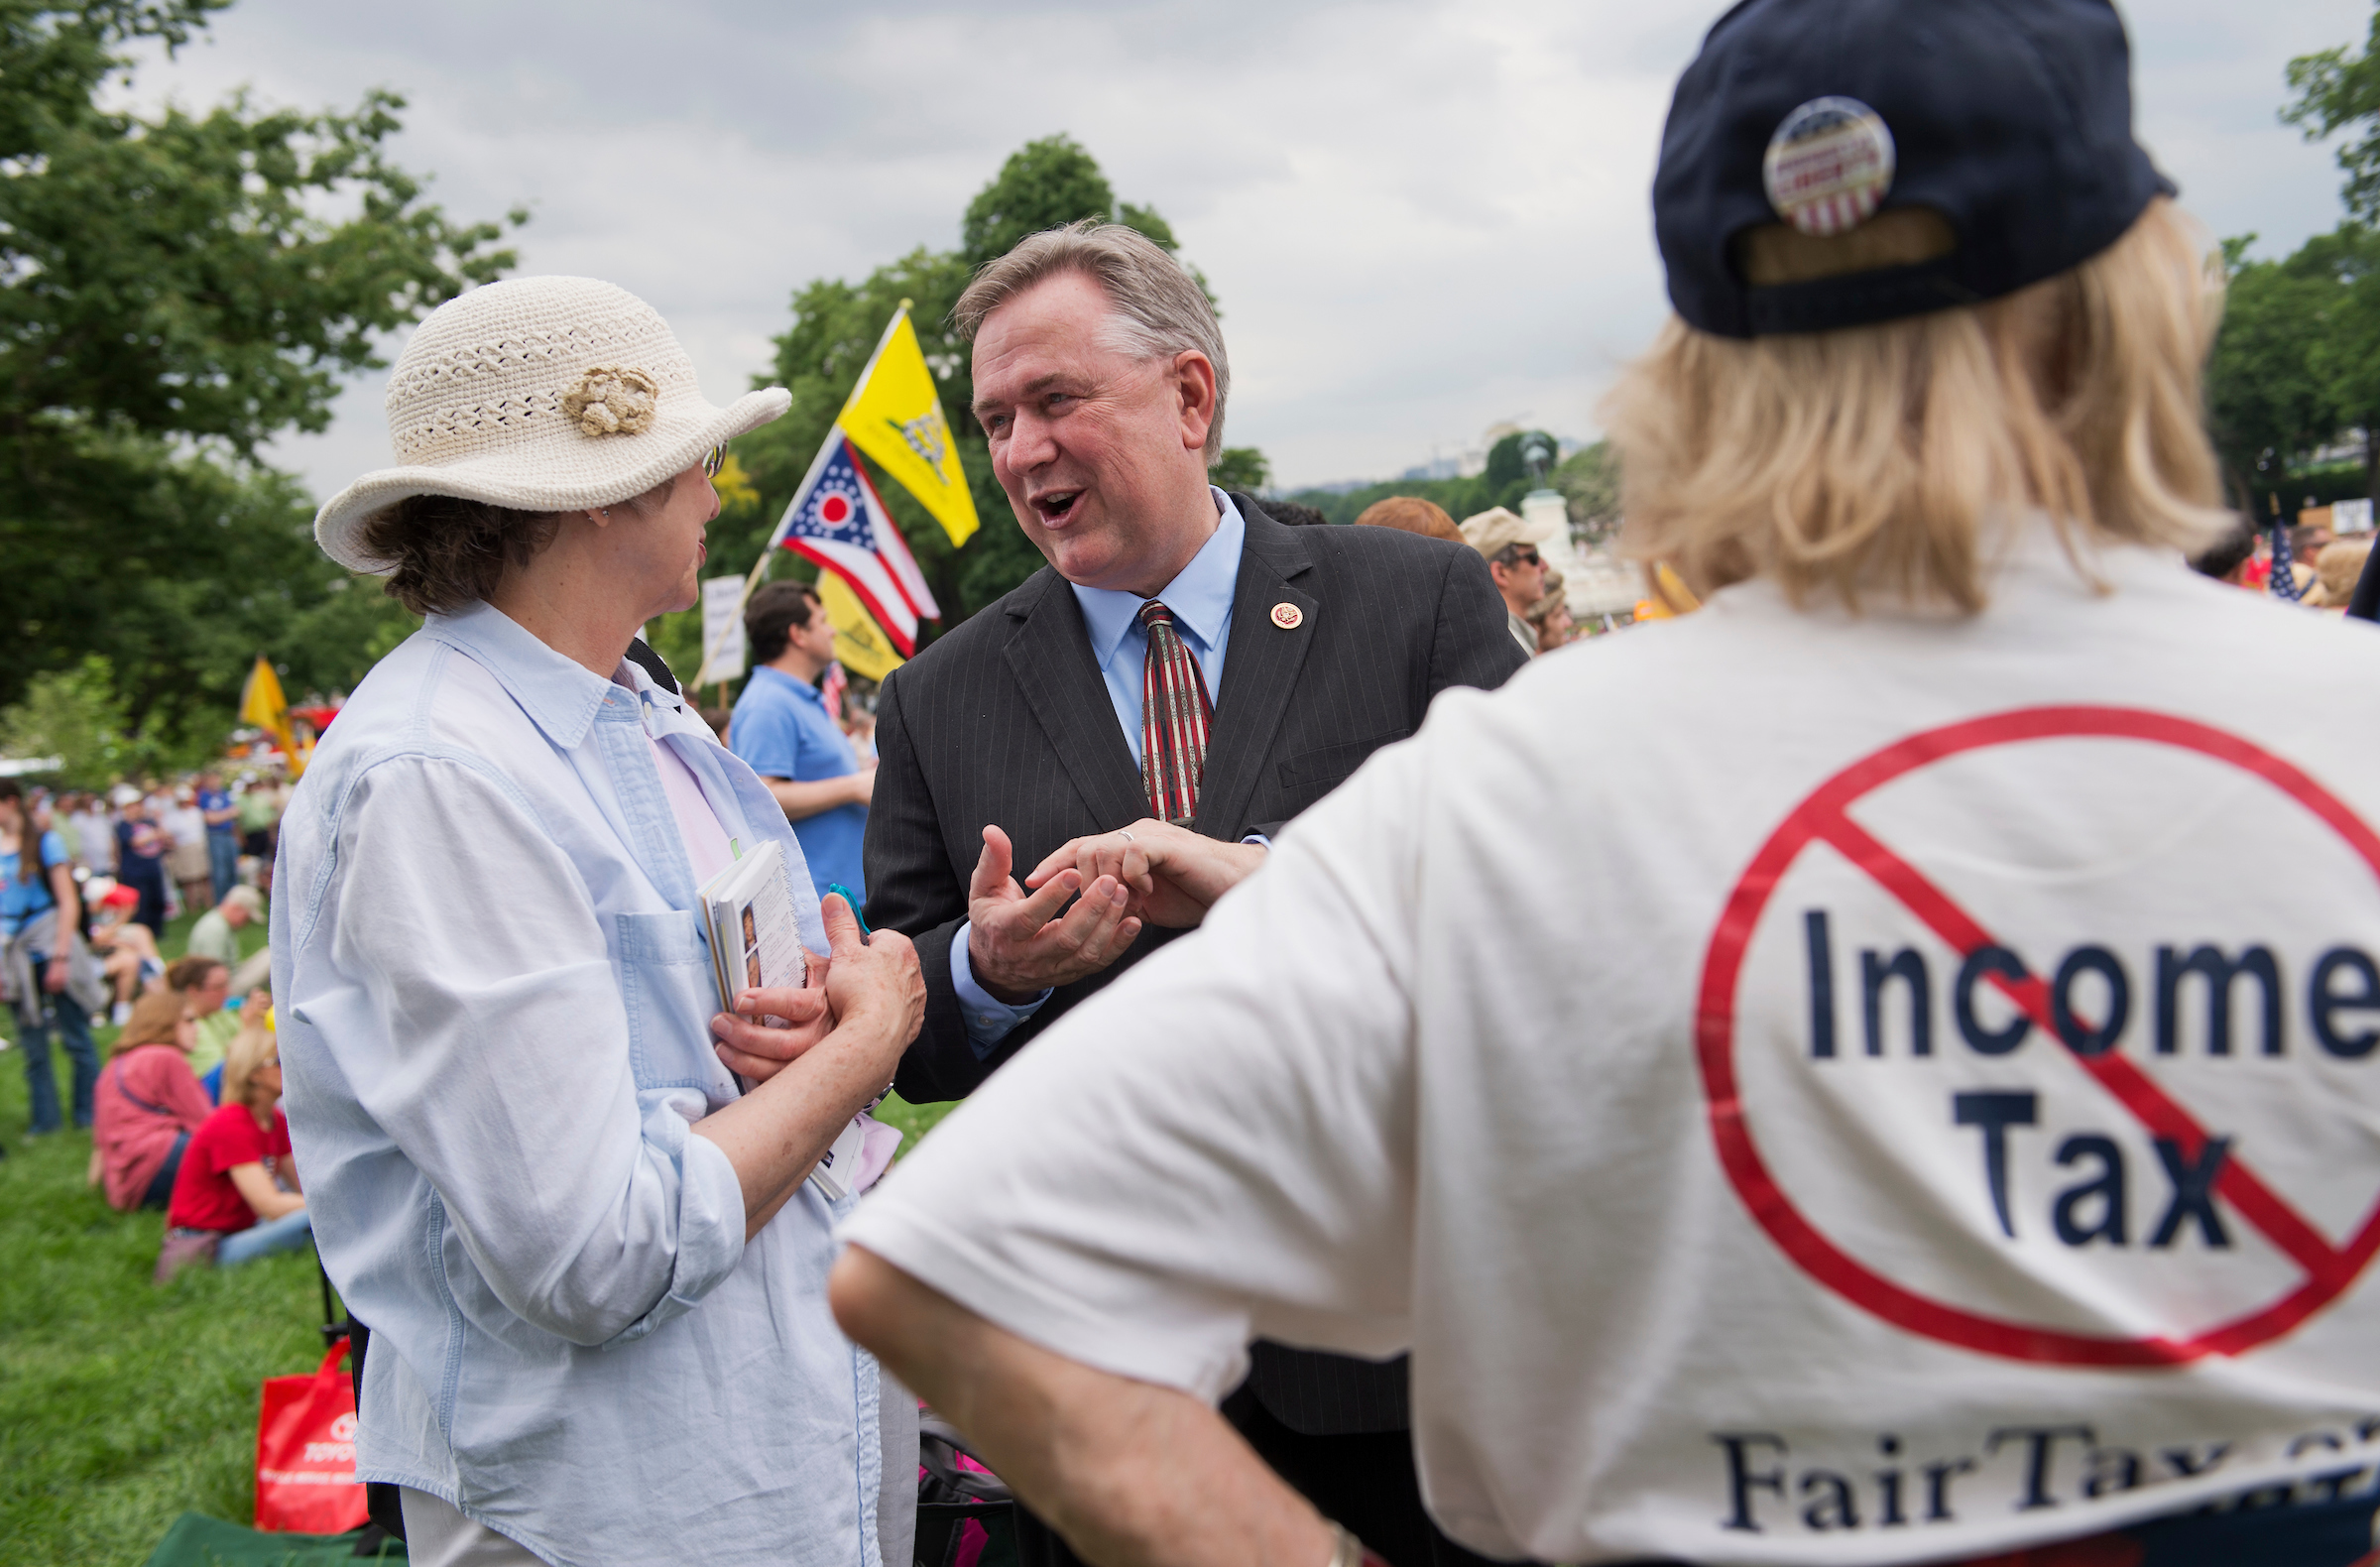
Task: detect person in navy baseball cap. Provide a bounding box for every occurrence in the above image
[1608,0,2229,614]
[1655,0,2176,338]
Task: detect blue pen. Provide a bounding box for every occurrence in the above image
[825,883,871,938]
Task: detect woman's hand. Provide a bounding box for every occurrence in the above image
[708,896,921,1086]
[693,896,923,1239]
[1023,819,1266,929]
[709,958,833,1083]
[816,894,924,1082]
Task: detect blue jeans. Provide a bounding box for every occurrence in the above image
[19,978,98,1134]
[141,1131,191,1210]
[207,833,241,904]
[216,1208,312,1266]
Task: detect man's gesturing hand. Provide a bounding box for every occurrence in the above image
[1023,818,1264,930]
[968,824,1142,1004]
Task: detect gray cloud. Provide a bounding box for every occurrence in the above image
[120,0,2371,503]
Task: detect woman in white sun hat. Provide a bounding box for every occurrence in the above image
[274,276,926,1567]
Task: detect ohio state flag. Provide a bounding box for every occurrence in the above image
[767,431,940,655]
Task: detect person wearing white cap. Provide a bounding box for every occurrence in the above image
[276,276,927,1567]
[1458,505,1558,658]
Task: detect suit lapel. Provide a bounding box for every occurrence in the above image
[1002,570,1151,829]
[1196,501,1316,837]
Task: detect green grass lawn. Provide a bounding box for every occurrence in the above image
[0,905,956,1566]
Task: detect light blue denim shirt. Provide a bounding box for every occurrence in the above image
[273,602,890,1567]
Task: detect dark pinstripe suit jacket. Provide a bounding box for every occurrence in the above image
[864,495,1526,1433]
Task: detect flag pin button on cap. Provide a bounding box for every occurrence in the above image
[1762,96,1896,238]
[1270,602,1303,630]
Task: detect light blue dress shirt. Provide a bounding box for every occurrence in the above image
[730,662,870,902]
[952,491,1246,1049]
[272,602,893,1567]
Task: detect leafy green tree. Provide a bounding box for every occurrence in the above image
[2286,8,2380,225]
[1,0,520,745]
[2300,225,2380,500]
[1483,430,1562,502]
[2205,236,2340,509]
[1208,448,1269,494]
[1286,477,1485,529]
[1554,442,1622,546]
[961,133,1186,271]
[1,655,154,788]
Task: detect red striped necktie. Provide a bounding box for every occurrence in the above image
[1137,600,1213,827]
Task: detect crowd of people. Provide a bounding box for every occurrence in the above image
[13,1,2380,1564]
[1,769,306,1279]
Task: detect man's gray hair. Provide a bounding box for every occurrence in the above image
[952,219,1230,460]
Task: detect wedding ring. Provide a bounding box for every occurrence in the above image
[1118,830,1134,842]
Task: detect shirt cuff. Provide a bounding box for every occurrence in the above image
[1241,833,1271,850]
[952,920,1050,1058]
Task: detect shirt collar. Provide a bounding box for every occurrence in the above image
[747,663,826,706]
[1071,488,1246,665]
[425,600,622,750]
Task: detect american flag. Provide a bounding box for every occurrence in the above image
[2270,522,2306,603]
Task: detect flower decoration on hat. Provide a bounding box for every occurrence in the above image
[560,366,659,437]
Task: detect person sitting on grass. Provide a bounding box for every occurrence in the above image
[166,955,235,1101]
[86,883,164,1025]
[88,990,213,1212]
[184,883,261,971]
[157,1014,308,1281]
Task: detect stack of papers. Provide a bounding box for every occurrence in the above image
[696,840,889,1202]
[699,840,806,1022]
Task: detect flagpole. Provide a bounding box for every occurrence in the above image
[833,300,914,429]
[693,543,776,688]
[693,422,853,686]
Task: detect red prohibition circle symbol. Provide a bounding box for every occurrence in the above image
[1696,705,2380,1366]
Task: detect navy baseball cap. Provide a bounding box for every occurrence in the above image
[1654,0,2176,338]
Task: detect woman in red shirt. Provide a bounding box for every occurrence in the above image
[88,990,212,1211]
[158,1013,309,1281]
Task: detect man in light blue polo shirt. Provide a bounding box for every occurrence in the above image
[727,580,872,901]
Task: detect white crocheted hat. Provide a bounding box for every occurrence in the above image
[313,276,791,574]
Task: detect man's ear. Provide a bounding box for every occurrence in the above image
[1172,351,1218,455]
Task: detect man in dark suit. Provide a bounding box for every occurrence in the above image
[863,220,1523,1565]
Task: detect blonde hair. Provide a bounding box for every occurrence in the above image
[221,1011,278,1111]
[1605,198,2230,612]
[2309,537,2374,607]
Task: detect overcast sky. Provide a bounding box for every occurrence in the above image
[127,0,2376,502]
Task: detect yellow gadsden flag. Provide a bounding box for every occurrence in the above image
[240,656,303,778]
[815,569,905,682]
[836,304,979,547]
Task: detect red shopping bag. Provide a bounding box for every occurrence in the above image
[255,1337,369,1533]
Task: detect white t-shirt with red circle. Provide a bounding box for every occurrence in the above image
[846,525,2380,1564]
